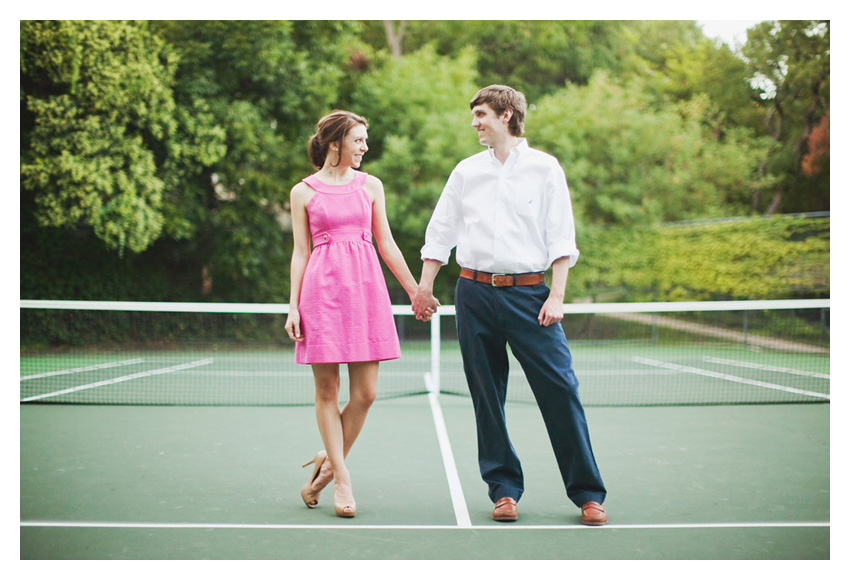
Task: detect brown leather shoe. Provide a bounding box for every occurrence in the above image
[581,501,608,526]
[492,497,518,521]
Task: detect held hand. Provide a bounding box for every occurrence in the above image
[285,310,304,342]
[411,294,440,322]
[424,294,441,320]
[537,295,564,327]
[412,288,440,322]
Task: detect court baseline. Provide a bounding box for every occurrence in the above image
[20,521,829,531]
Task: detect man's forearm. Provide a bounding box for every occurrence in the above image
[418,259,443,293]
[549,256,570,302]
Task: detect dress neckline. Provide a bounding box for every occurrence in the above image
[304,171,367,194]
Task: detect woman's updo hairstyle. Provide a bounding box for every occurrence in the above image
[308,110,369,170]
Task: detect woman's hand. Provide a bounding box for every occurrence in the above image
[285,309,304,342]
[412,287,440,322]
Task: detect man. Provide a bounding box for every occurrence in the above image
[413,85,607,525]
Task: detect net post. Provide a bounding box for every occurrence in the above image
[430,309,441,395]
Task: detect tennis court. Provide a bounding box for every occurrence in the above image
[20,300,830,559]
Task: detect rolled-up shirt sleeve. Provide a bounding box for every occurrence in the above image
[545,164,580,269]
[421,169,462,265]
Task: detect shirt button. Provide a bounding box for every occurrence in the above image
[323,234,329,241]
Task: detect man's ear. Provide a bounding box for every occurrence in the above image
[503,109,513,124]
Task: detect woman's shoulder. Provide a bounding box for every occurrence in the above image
[360,172,384,199]
[361,172,382,187]
[292,179,314,193]
[290,180,316,204]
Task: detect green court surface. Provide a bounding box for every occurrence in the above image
[20,396,829,559]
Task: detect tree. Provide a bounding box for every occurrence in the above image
[743,20,830,213]
[149,20,361,301]
[383,20,407,58]
[530,73,775,300]
[624,21,763,132]
[20,20,225,255]
[802,107,829,177]
[532,72,771,226]
[347,44,482,301]
[360,20,631,102]
[21,20,830,305]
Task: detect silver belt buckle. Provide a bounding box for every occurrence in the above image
[491,273,508,287]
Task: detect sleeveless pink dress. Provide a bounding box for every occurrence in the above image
[295,171,401,364]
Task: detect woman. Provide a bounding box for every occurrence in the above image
[285,110,437,517]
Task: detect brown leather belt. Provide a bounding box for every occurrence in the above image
[460,268,545,287]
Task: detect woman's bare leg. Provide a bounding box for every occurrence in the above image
[309,361,379,509]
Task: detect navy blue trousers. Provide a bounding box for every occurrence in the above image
[455,277,606,507]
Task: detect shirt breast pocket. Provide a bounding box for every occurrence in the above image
[512,192,537,217]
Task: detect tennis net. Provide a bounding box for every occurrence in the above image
[20,299,829,406]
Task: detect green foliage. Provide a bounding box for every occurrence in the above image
[532,73,773,226]
[742,20,830,213]
[148,20,364,302]
[20,20,205,255]
[361,21,632,102]
[20,20,830,305]
[348,44,481,300]
[577,216,829,302]
[626,21,762,130]
[563,223,654,302]
[650,215,829,300]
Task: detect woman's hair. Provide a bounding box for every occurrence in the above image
[469,85,527,137]
[308,110,369,169]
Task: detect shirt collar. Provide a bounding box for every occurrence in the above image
[487,138,528,164]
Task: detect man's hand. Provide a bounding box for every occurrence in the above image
[412,287,440,322]
[537,294,564,327]
[538,256,570,327]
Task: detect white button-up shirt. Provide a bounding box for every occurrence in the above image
[421,139,580,273]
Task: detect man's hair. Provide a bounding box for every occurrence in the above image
[469,85,526,137]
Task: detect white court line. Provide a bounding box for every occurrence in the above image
[20,359,215,402]
[702,357,830,380]
[21,358,145,381]
[183,370,427,377]
[19,521,829,531]
[547,370,677,376]
[425,372,472,528]
[633,358,830,400]
[443,370,678,377]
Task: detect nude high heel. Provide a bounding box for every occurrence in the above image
[300,450,327,508]
[334,501,356,517]
[333,482,357,518]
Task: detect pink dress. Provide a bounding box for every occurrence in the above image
[295,171,401,364]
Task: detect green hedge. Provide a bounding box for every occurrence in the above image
[569,214,829,302]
